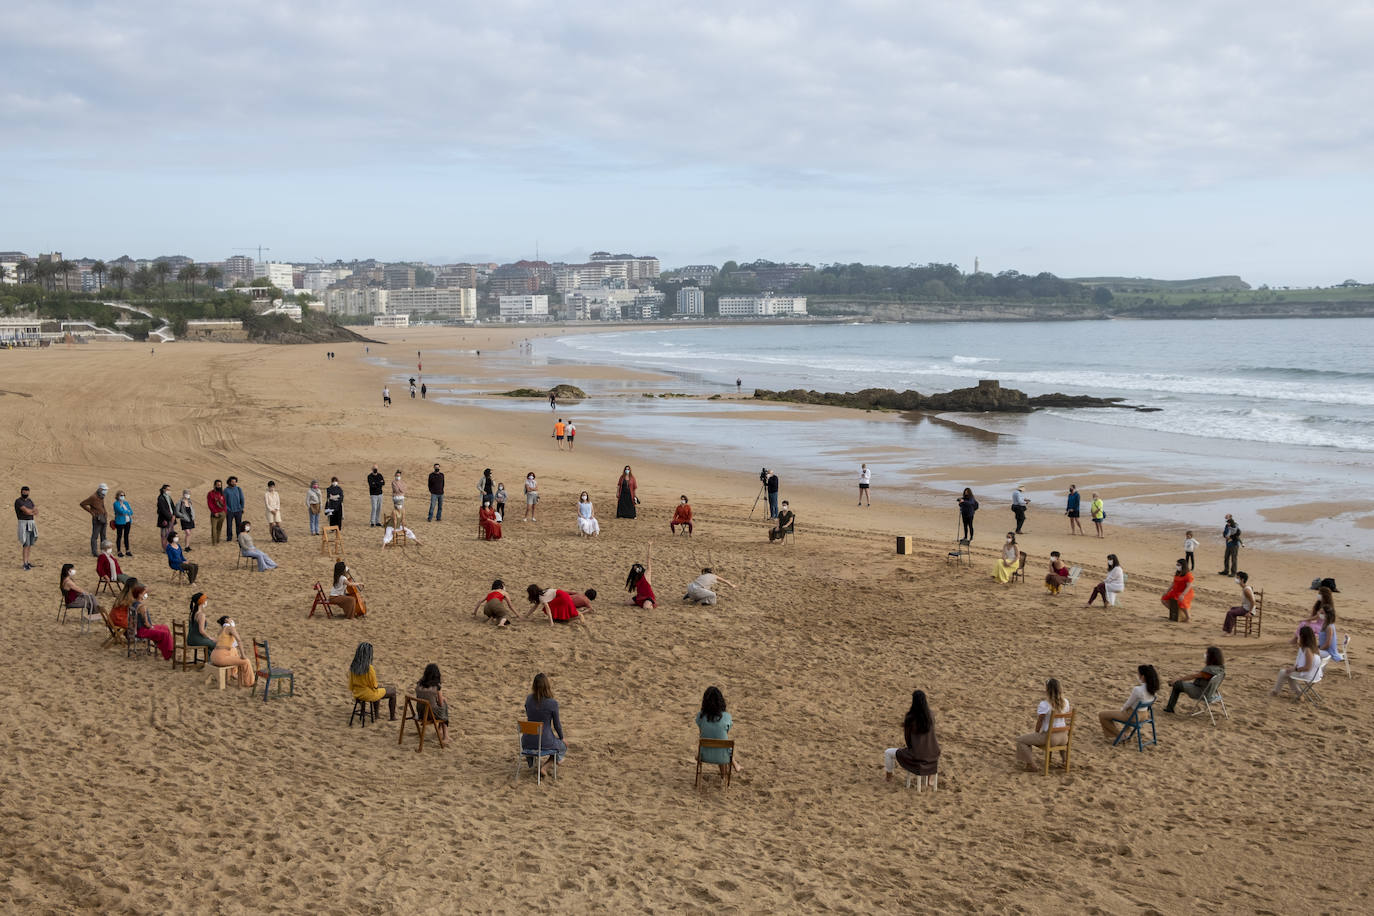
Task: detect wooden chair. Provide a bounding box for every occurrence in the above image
[1041,708,1076,775]
[695,738,736,788]
[252,638,295,702]
[99,607,127,650]
[516,720,557,784]
[350,697,378,727]
[398,696,444,752]
[1240,589,1263,637]
[204,664,236,690]
[1011,551,1028,584]
[168,565,189,586]
[308,582,334,619]
[320,525,343,559]
[171,620,209,671]
[1111,700,1157,751]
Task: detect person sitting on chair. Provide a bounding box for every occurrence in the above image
[1045,551,1070,595]
[1085,555,1124,607]
[684,568,735,606]
[1163,646,1224,713]
[329,561,365,618]
[1160,558,1195,622]
[1098,664,1159,738]
[165,532,198,585]
[576,492,600,537]
[415,663,449,743]
[769,501,795,543]
[348,641,396,719]
[187,592,218,655]
[478,499,502,541]
[237,521,277,571]
[1015,678,1071,770]
[1316,604,1344,663]
[130,584,175,660]
[475,579,516,627]
[60,563,100,623]
[1271,626,1322,698]
[96,540,131,587]
[1222,572,1256,635]
[697,686,743,779]
[671,495,693,535]
[993,532,1021,583]
[883,689,938,785]
[522,673,567,777]
[210,615,255,687]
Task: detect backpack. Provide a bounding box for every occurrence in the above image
[271,525,288,543]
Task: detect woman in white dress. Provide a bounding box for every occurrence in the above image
[576,491,600,537]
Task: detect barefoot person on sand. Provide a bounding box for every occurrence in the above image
[475,580,516,627]
[1015,678,1071,770]
[625,544,657,609]
[697,686,743,779]
[1097,665,1159,738]
[858,464,871,506]
[883,689,938,785]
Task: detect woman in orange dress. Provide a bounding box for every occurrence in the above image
[1160,558,1195,622]
[479,499,502,540]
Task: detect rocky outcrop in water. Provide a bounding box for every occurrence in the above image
[752,380,1155,412]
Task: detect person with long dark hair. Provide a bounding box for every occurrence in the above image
[60,563,98,621]
[210,614,254,687]
[883,689,940,785]
[187,593,217,654]
[616,465,639,519]
[1086,554,1124,607]
[130,583,174,660]
[415,663,449,742]
[522,673,566,778]
[697,686,742,778]
[1164,646,1225,713]
[957,488,978,542]
[348,642,396,719]
[329,560,365,618]
[1272,626,1323,698]
[625,544,656,609]
[1098,665,1160,738]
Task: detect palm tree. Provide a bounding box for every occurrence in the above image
[0,265,7,285]
[203,265,223,289]
[92,260,107,290]
[32,260,56,292]
[57,260,76,293]
[15,259,32,284]
[178,264,202,299]
[109,265,130,294]
[152,261,172,298]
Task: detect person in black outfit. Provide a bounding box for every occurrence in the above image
[156,483,176,549]
[1218,514,1242,576]
[957,488,978,543]
[766,470,780,519]
[325,477,344,528]
[427,464,445,522]
[367,466,385,527]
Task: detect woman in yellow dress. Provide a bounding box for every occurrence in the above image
[993,532,1022,584]
[348,642,397,720]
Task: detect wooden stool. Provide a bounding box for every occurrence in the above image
[205,665,235,690]
[350,698,378,726]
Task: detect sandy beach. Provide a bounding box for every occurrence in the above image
[2,327,1369,914]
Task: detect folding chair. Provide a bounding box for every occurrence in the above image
[516,720,558,784]
[171,620,208,671]
[1239,588,1263,637]
[1292,657,1327,706]
[252,638,295,702]
[308,582,334,619]
[397,696,444,751]
[695,738,736,788]
[946,538,972,568]
[1112,700,1158,751]
[99,607,128,650]
[1063,566,1083,594]
[95,576,117,598]
[1041,708,1075,775]
[236,552,258,572]
[168,565,188,586]
[57,594,71,625]
[1335,635,1351,679]
[1188,671,1230,725]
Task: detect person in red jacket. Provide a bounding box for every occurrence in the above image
[670,495,693,535]
[206,480,228,545]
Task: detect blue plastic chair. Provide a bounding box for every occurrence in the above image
[1112,700,1157,751]
[252,638,295,702]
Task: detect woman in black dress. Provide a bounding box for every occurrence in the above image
[615,465,638,519]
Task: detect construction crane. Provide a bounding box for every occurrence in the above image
[234,246,271,262]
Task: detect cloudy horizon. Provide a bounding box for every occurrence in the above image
[3,0,1372,285]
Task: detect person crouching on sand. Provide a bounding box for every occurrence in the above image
[525,584,589,630]
[476,579,516,627]
[625,544,657,609]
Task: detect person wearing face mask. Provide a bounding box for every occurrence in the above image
[78,483,110,558]
[479,498,502,541]
[616,465,639,520]
[993,532,1021,584]
[175,489,197,551]
[187,592,217,656]
[165,530,198,585]
[325,477,344,528]
[206,480,227,545]
[112,489,133,556]
[1098,665,1160,739]
[523,472,539,522]
[1222,571,1256,635]
[671,495,693,535]
[366,465,385,527]
[306,480,322,535]
[96,539,130,586]
[1086,554,1125,607]
[684,567,735,606]
[576,491,599,537]
[1160,558,1195,622]
[237,521,277,571]
[263,480,283,539]
[210,614,255,687]
[155,483,176,550]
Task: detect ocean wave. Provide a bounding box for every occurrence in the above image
[1233,365,1374,381]
[1043,408,1374,453]
[952,355,1000,364]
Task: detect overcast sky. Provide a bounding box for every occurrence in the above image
[3,0,1372,285]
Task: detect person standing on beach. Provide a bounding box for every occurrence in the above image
[549,391,557,411]
[427,463,445,522]
[382,386,391,407]
[307,480,323,535]
[1011,486,1030,534]
[617,466,640,519]
[156,483,177,549]
[325,476,345,528]
[15,485,36,570]
[566,421,576,450]
[736,377,742,393]
[421,382,427,399]
[1218,514,1242,576]
[224,476,246,540]
[553,418,565,450]
[367,465,385,527]
[957,488,978,543]
[1090,493,1105,538]
[1183,531,1198,571]
[858,464,871,506]
[206,480,227,545]
[477,468,495,507]
[1065,485,1084,536]
[766,470,780,519]
[78,483,109,558]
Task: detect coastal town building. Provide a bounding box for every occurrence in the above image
[305,267,353,291]
[499,294,549,319]
[676,265,719,286]
[223,255,254,284]
[373,313,410,328]
[384,265,417,290]
[717,294,808,317]
[252,261,295,290]
[436,265,478,288]
[0,252,30,284]
[388,287,476,322]
[676,287,705,316]
[323,287,389,317]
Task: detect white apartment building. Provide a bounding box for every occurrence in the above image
[252,261,295,289]
[676,265,719,286]
[388,287,477,322]
[304,268,353,291]
[499,294,550,319]
[589,252,660,283]
[676,287,705,315]
[373,313,410,328]
[717,295,808,317]
[630,290,665,319]
[323,287,389,317]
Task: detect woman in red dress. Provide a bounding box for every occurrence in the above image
[624,543,657,609]
[479,499,502,540]
[525,584,589,631]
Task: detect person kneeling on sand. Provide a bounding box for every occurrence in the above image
[697,686,743,779]
[1015,678,1071,770]
[348,642,397,719]
[475,579,517,627]
[684,568,735,606]
[769,501,795,543]
[883,689,939,786]
[625,545,657,609]
[1098,665,1159,739]
[526,584,590,629]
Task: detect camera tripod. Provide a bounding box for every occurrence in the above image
[749,482,767,519]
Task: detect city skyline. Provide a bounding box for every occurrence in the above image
[4,1,1371,286]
